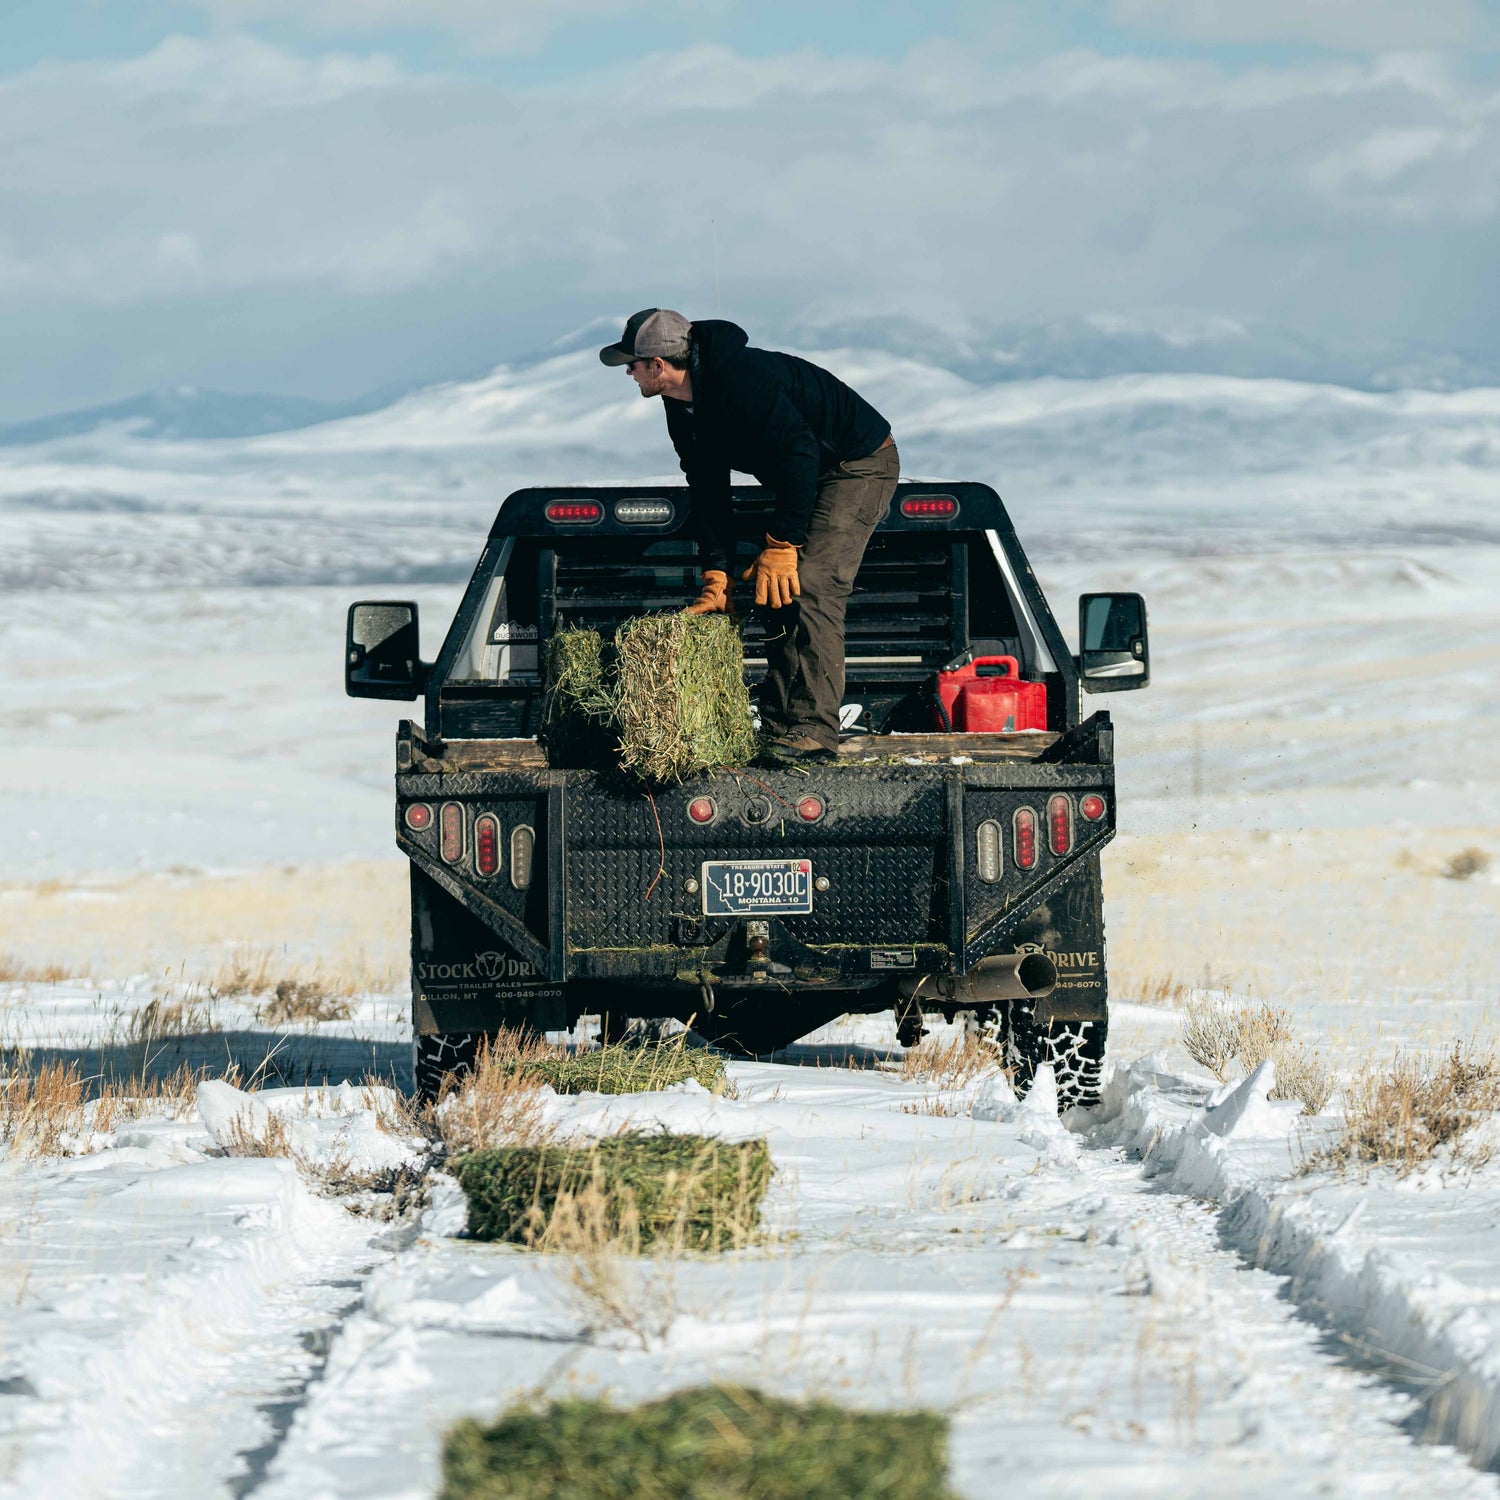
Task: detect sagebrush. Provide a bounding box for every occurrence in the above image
[1180,998,1334,1115]
[1307,1040,1500,1178]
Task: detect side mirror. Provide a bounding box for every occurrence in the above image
[346,601,427,700]
[1078,592,1149,693]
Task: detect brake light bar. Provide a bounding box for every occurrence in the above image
[545,500,602,524]
[474,813,500,877]
[900,495,959,519]
[1048,794,1074,856]
[1013,807,1038,870]
[440,802,465,863]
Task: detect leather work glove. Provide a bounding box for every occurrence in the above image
[741,535,802,610]
[685,569,734,616]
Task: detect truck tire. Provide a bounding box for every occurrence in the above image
[994,1002,1108,1110]
[413,1030,486,1102]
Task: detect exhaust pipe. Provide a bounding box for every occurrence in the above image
[897,951,1057,1005]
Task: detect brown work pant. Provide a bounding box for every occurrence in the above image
[759,440,900,750]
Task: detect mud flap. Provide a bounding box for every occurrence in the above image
[1005,854,1108,1025]
[410,866,566,1034]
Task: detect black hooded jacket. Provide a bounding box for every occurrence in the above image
[661,320,891,570]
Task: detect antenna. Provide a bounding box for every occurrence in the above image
[711,219,722,315]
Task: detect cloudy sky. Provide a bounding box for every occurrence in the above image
[2,0,1498,419]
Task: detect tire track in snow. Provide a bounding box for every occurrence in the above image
[1014,1128,1500,1498]
[0,1157,381,1500]
[243,1064,1500,1500]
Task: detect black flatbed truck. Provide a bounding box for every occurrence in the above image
[346,481,1150,1103]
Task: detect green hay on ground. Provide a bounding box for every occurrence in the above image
[450,1133,773,1250]
[542,627,614,765]
[513,1041,727,1097]
[440,1384,957,1500]
[613,613,758,784]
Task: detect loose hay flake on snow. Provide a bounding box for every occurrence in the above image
[451,1132,773,1251]
[440,1384,957,1500]
[514,1041,727,1097]
[613,613,758,783]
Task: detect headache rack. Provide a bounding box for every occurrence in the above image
[550,533,968,679]
[427,481,1067,741]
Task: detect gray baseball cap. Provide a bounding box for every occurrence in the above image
[599,308,692,366]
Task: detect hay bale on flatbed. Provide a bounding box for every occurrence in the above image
[542,627,613,765]
[451,1132,772,1251]
[613,613,758,783]
[441,1384,957,1500]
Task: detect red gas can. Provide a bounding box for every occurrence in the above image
[935,655,1048,733]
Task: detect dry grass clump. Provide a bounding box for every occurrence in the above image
[1443,847,1492,881]
[0,954,71,984]
[1,1058,204,1158]
[220,1106,295,1159]
[1,1060,89,1156]
[899,1030,998,1090]
[199,948,384,1004]
[1181,998,1335,1115]
[450,1133,773,1254]
[433,1032,557,1155]
[441,1385,956,1500]
[256,980,356,1026]
[1122,972,1198,1008]
[1307,1040,1500,1178]
[612,614,758,784]
[125,996,221,1044]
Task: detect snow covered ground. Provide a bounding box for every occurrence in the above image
[8,1024,1500,1498]
[2,352,1498,1493]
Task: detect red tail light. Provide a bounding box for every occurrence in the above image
[797,796,824,822]
[1048,794,1073,855]
[474,813,500,876]
[687,797,716,824]
[900,495,958,519]
[404,803,432,832]
[545,500,602,523]
[440,802,465,863]
[1013,807,1038,870]
[1080,793,1106,822]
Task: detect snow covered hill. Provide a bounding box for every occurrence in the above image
[2,345,1499,593]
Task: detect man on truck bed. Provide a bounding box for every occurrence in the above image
[599,308,899,764]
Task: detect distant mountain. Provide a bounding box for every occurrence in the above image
[5,314,1499,451]
[0,386,390,445]
[783,312,1500,394]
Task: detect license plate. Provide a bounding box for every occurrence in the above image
[701,858,813,916]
